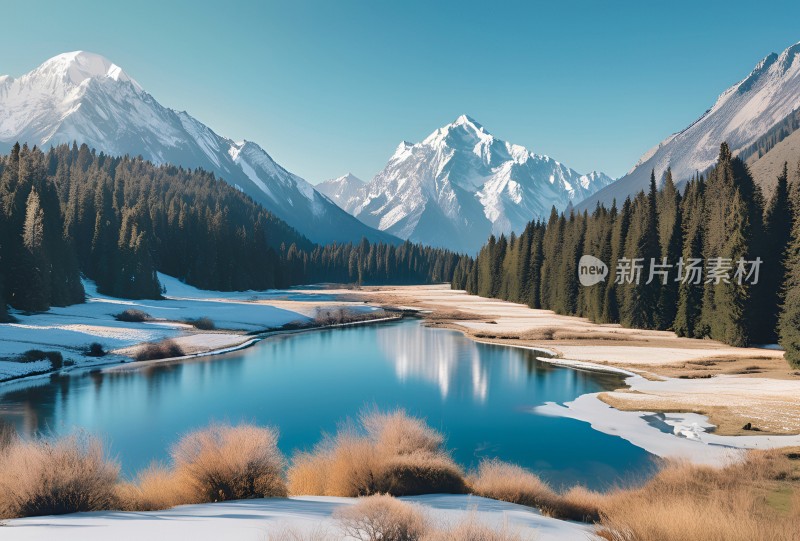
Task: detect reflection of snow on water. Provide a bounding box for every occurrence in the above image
[377,324,487,402]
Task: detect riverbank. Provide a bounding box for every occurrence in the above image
[0,274,384,384]
[346,284,800,446]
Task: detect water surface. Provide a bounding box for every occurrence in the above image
[0,319,653,489]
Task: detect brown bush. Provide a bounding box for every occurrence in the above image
[422,515,530,541]
[0,432,119,518]
[116,464,197,511]
[171,423,287,502]
[185,317,216,330]
[377,454,466,496]
[114,309,152,322]
[468,459,559,511]
[0,419,16,452]
[287,410,466,498]
[134,339,185,362]
[596,451,800,541]
[335,494,430,541]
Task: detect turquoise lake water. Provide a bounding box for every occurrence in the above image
[0,319,654,489]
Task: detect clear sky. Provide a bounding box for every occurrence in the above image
[3,0,800,183]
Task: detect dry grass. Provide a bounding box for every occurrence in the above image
[335,494,430,541]
[467,459,602,521]
[0,432,119,518]
[134,339,185,362]
[116,464,197,511]
[288,409,466,497]
[269,525,336,541]
[170,423,287,502]
[424,310,485,321]
[0,419,16,452]
[468,459,559,510]
[596,450,800,541]
[423,515,531,541]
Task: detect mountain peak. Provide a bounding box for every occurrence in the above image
[33,51,140,90]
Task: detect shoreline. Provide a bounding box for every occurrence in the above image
[0,314,403,391]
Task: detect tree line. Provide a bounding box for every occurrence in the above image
[452,144,800,367]
[0,143,466,319]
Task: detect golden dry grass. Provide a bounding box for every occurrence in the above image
[170,423,287,502]
[596,450,800,541]
[288,409,466,497]
[334,494,430,541]
[467,459,602,521]
[0,432,119,518]
[422,515,531,541]
[116,464,197,511]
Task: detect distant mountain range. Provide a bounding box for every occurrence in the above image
[5,44,800,254]
[0,51,396,245]
[579,41,800,210]
[329,115,613,253]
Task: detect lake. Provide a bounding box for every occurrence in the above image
[0,319,654,489]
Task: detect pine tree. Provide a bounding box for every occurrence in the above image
[779,170,800,366]
[19,189,50,311]
[756,163,792,343]
[656,169,682,330]
[674,177,705,337]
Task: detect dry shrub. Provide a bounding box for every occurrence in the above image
[116,464,197,511]
[597,450,800,541]
[185,317,216,330]
[0,419,16,452]
[134,339,185,362]
[289,433,380,497]
[378,454,466,496]
[0,432,119,518]
[288,409,466,497]
[518,327,557,341]
[557,485,604,522]
[468,459,558,511]
[171,423,287,502]
[269,525,335,541]
[335,494,430,541]
[114,309,152,322]
[423,515,530,541]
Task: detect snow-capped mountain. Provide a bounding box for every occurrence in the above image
[344,115,613,253]
[579,41,800,210]
[315,173,365,211]
[0,51,395,245]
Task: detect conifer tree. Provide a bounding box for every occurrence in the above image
[656,169,681,330]
[757,163,792,343]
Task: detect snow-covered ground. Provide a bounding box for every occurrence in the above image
[0,495,593,541]
[0,273,377,382]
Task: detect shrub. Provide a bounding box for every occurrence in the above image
[0,432,119,518]
[134,339,185,362]
[335,494,430,541]
[20,349,63,369]
[288,409,466,498]
[468,459,559,512]
[116,464,197,511]
[114,309,152,322]
[269,526,335,541]
[86,342,106,357]
[422,516,530,541]
[185,317,216,330]
[171,423,287,502]
[377,454,466,496]
[0,419,16,452]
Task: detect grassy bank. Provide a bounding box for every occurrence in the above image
[0,411,798,539]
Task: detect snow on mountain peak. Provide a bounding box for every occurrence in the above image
[34,51,141,90]
[0,51,395,246]
[344,117,613,253]
[579,39,800,212]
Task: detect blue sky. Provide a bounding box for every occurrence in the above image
[3,0,800,183]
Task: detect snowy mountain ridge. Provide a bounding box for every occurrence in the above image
[580,41,800,210]
[315,173,365,211]
[342,115,613,253]
[0,51,395,245]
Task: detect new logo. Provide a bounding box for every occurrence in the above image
[578,255,608,287]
